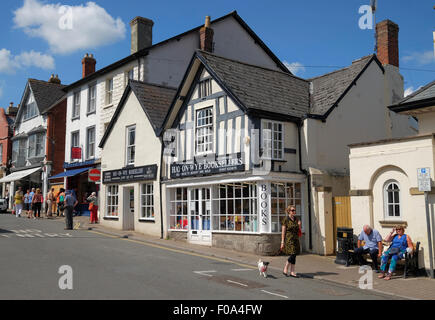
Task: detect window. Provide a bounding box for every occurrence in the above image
[169,188,188,230]
[86,126,95,159]
[104,122,110,133]
[106,185,119,217]
[126,125,135,165]
[125,69,134,87]
[72,91,80,118]
[106,78,113,105]
[384,181,401,219]
[70,131,80,161]
[27,133,45,158]
[198,79,212,98]
[212,183,258,232]
[12,139,27,166]
[195,108,213,154]
[262,120,284,160]
[87,84,96,114]
[23,94,38,120]
[140,183,154,220]
[271,182,302,232]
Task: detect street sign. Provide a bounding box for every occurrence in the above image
[417,167,431,192]
[88,168,101,182]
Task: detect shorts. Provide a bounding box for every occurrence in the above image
[24,203,30,211]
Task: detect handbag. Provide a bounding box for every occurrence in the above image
[88,202,94,211]
[298,226,302,237]
[389,247,400,255]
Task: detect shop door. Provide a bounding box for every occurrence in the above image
[123,187,135,231]
[188,187,212,245]
[333,196,352,253]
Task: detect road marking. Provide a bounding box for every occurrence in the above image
[193,270,217,277]
[227,280,248,287]
[231,268,254,272]
[88,230,256,270]
[261,290,289,299]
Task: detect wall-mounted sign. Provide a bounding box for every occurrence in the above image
[258,183,270,233]
[71,147,82,160]
[418,167,431,192]
[103,165,157,184]
[88,168,101,182]
[170,153,245,179]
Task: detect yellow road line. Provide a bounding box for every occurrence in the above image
[88,230,256,269]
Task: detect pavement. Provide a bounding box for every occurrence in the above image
[9,211,435,300]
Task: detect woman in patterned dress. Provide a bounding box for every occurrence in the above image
[280,205,301,278]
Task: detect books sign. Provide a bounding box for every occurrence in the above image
[103,165,157,184]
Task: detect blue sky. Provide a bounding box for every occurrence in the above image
[0,0,434,109]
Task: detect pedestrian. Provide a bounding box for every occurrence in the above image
[46,188,55,218]
[64,190,78,230]
[354,225,383,272]
[24,189,32,218]
[378,225,414,280]
[57,188,66,217]
[13,188,24,218]
[87,192,99,224]
[5,188,9,208]
[31,188,43,219]
[28,188,35,218]
[280,205,302,278]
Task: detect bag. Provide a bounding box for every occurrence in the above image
[298,226,302,238]
[88,202,94,211]
[58,201,64,211]
[389,247,400,255]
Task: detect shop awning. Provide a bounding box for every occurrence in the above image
[48,167,89,180]
[0,167,41,183]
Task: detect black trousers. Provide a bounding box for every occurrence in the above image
[354,247,379,269]
[288,254,297,264]
[65,206,74,229]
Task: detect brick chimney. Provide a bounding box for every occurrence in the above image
[199,16,214,52]
[82,53,96,78]
[130,17,154,54]
[6,102,18,117]
[48,74,61,84]
[376,20,399,67]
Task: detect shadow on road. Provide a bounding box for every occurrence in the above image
[0,228,13,234]
[298,272,339,279]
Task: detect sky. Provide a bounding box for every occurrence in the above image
[0,0,434,109]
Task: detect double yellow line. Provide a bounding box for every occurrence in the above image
[88,230,256,269]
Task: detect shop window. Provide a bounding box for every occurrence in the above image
[212,183,258,233]
[271,182,302,232]
[126,125,136,166]
[384,181,401,219]
[262,120,283,160]
[195,107,213,155]
[140,183,154,220]
[106,185,119,217]
[169,188,188,230]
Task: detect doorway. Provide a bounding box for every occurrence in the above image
[123,187,135,231]
[188,187,212,245]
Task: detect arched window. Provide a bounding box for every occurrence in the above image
[384,181,401,219]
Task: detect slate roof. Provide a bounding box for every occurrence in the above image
[308,55,378,116]
[28,79,66,113]
[392,80,435,106]
[197,51,310,119]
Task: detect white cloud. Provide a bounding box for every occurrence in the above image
[404,86,423,97]
[402,51,435,65]
[0,48,54,74]
[13,0,126,55]
[283,61,305,76]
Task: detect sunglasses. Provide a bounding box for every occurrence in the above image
[289,209,296,212]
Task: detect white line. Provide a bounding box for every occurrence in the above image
[193,270,217,277]
[227,280,248,287]
[261,290,289,299]
[231,268,254,272]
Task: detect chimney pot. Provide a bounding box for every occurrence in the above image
[130,17,154,54]
[200,15,214,52]
[376,20,399,67]
[82,53,96,78]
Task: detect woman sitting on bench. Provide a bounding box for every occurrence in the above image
[379,225,413,280]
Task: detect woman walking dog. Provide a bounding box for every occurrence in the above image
[281,205,302,278]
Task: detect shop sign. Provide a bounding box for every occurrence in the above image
[71,147,82,160]
[170,153,245,179]
[103,165,157,184]
[258,183,270,233]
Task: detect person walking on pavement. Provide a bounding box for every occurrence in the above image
[13,187,24,218]
[46,188,55,218]
[24,189,31,218]
[87,192,99,224]
[28,188,35,218]
[57,188,66,217]
[354,225,383,272]
[31,188,43,219]
[280,205,302,278]
[64,190,78,230]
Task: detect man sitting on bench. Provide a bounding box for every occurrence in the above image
[354,225,383,272]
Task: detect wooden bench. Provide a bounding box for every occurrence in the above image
[351,241,420,278]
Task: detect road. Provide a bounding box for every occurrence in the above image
[0,214,401,300]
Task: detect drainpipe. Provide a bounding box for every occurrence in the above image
[298,120,312,250]
[159,136,164,239]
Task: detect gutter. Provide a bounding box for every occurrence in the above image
[297,120,312,250]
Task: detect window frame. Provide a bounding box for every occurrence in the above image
[383,180,401,220]
[87,83,97,115]
[70,130,80,161]
[169,188,188,230]
[27,132,45,159]
[125,125,136,166]
[270,182,303,233]
[105,78,113,106]
[261,120,284,161]
[195,107,213,156]
[198,79,212,99]
[86,126,96,160]
[23,94,38,121]
[72,91,81,119]
[106,185,119,218]
[140,183,154,221]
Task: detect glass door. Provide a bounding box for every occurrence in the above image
[188,187,212,245]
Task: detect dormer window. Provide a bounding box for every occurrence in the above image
[23,94,38,121]
[198,79,212,98]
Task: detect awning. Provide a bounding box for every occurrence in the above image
[48,167,89,180]
[0,167,41,183]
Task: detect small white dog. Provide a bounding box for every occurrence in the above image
[258,259,269,278]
